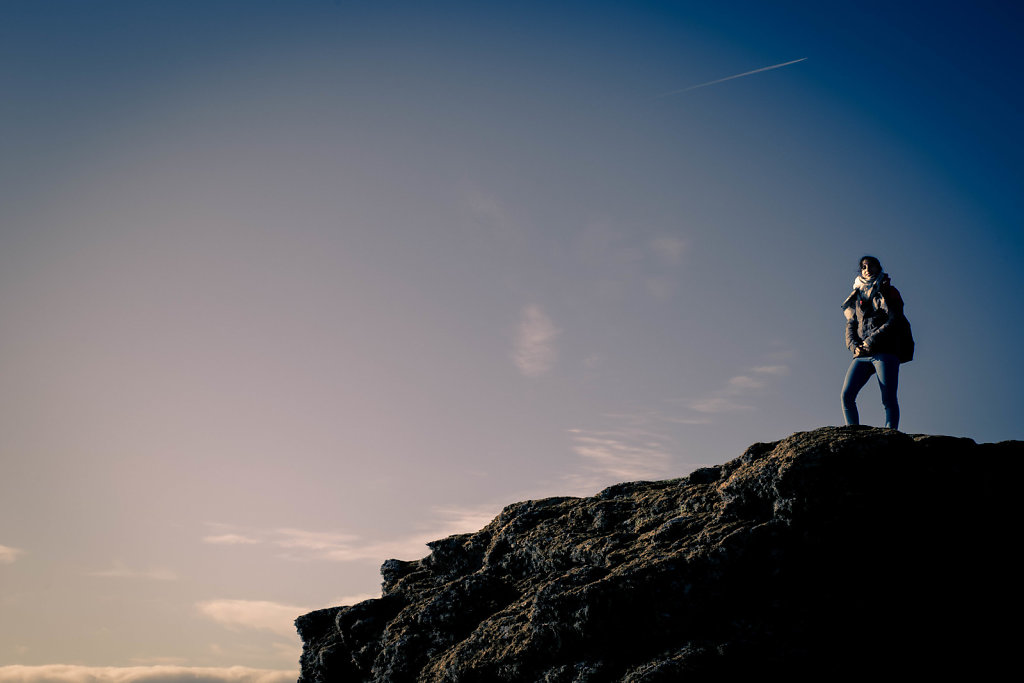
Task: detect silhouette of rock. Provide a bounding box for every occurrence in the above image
[295,426,1023,681]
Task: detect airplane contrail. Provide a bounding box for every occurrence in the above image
[657,57,807,98]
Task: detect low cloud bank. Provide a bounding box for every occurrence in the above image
[0,666,296,683]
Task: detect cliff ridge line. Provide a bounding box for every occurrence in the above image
[296,426,1023,681]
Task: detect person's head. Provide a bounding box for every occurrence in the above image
[859,255,882,279]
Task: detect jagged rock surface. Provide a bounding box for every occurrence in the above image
[296,426,1023,681]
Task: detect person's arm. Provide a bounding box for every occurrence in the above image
[861,286,904,353]
[845,315,862,354]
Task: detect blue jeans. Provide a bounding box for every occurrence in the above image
[842,353,900,429]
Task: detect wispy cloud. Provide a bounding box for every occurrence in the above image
[88,561,177,581]
[553,358,791,493]
[425,504,504,538]
[0,665,297,683]
[204,505,503,566]
[565,424,675,492]
[273,529,360,553]
[688,396,753,414]
[312,503,500,562]
[648,236,687,266]
[726,374,764,391]
[275,529,429,563]
[0,544,25,565]
[459,188,532,261]
[684,364,790,416]
[462,190,518,237]
[513,305,559,377]
[206,525,425,563]
[571,225,688,303]
[202,534,260,545]
[603,409,710,427]
[750,364,788,376]
[196,600,309,637]
[657,57,807,97]
[330,592,381,607]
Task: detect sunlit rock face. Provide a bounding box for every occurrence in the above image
[295,426,1022,682]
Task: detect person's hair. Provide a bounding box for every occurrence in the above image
[859,255,882,273]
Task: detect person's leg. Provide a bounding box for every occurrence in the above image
[841,358,875,425]
[873,353,901,429]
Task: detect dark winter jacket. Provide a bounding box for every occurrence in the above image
[845,283,911,358]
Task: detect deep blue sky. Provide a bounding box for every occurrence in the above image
[1,1,1021,680]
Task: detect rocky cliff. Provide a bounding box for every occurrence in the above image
[295,426,1022,681]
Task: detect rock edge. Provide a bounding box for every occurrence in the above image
[296,426,1023,681]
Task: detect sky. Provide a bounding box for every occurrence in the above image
[1,0,1021,680]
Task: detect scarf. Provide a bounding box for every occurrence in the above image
[853,272,888,303]
[842,272,888,310]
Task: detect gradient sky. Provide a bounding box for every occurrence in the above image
[2,1,1021,681]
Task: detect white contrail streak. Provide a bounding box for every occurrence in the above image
[657,57,807,98]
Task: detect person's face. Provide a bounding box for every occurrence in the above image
[861,260,879,279]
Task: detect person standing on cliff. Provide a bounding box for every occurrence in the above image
[840,255,914,429]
